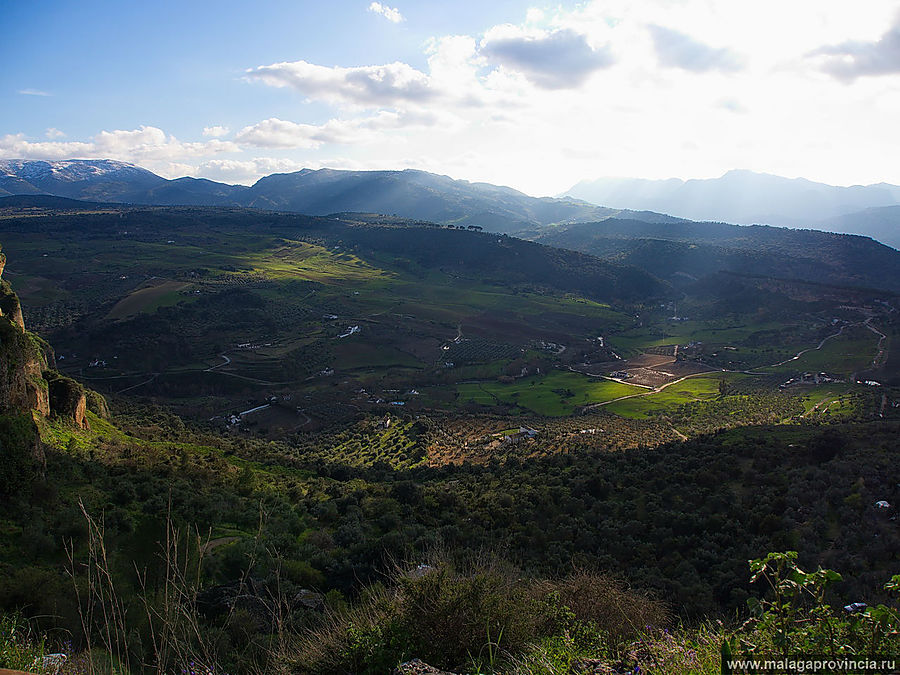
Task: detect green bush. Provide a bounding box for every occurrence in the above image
[284,555,667,674]
[726,552,900,660]
[0,612,47,671]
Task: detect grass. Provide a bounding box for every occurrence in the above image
[457,371,644,416]
[244,241,391,285]
[105,280,194,320]
[763,326,880,377]
[0,613,48,672]
[609,319,795,352]
[797,384,855,414]
[604,374,733,419]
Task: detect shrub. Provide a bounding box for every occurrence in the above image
[282,554,667,675]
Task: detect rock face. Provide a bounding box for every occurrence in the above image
[0,245,92,428]
[85,389,110,419]
[46,374,89,429]
[0,245,107,498]
[0,280,50,416]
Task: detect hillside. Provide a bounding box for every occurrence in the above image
[0,201,899,674]
[817,204,900,249]
[565,170,900,236]
[534,217,900,292]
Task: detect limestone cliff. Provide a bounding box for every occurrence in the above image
[45,373,90,429]
[0,246,96,428]
[0,280,50,416]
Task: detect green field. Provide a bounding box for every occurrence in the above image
[763,326,879,377]
[609,320,795,351]
[457,370,643,416]
[604,373,735,419]
[106,280,194,319]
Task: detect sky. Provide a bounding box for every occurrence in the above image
[3,0,900,195]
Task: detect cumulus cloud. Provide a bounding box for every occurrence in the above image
[235,111,441,149]
[18,89,51,97]
[246,60,434,107]
[234,118,350,148]
[202,125,230,138]
[368,2,403,23]
[0,126,238,177]
[480,26,614,89]
[45,128,66,139]
[198,157,308,183]
[648,24,744,73]
[809,15,900,81]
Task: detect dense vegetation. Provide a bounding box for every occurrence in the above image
[0,202,898,673]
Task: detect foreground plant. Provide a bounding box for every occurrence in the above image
[724,551,900,663]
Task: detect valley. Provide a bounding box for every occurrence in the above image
[6,2,900,669]
[0,198,898,674]
[2,202,894,448]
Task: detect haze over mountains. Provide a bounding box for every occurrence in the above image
[4,159,900,249]
[0,159,620,234]
[566,170,900,247]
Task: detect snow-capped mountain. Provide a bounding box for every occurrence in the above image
[0,159,167,201]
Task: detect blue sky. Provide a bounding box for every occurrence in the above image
[4,1,900,194]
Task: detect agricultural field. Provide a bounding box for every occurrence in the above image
[457,370,644,416]
[105,279,195,320]
[603,373,735,419]
[762,324,882,377]
[1,205,896,438]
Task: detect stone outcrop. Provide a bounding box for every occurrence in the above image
[0,278,25,331]
[85,388,110,419]
[0,281,50,416]
[0,246,93,429]
[46,373,89,429]
[394,660,458,675]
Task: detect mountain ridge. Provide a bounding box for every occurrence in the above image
[565,170,900,245]
[0,159,617,233]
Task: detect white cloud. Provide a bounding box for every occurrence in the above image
[0,126,239,178]
[480,25,614,89]
[202,125,230,138]
[18,89,51,97]
[648,24,743,73]
[235,118,351,148]
[198,157,308,183]
[525,8,544,24]
[246,60,434,107]
[368,2,403,23]
[7,0,900,194]
[234,110,443,149]
[808,13,900,81]
[45,128,66,139]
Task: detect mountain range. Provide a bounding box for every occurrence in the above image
[565,170,900,247]
[0,159,621,234]
[4,159,900,249]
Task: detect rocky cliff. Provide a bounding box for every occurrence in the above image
[0,276,50,417]
[0,245,97,429]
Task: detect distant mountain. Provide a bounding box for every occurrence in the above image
[815,205,900,250]
[0,160,622,233]
[565,170,900,238]
[0,159,166,202]
[535,217,900,293]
